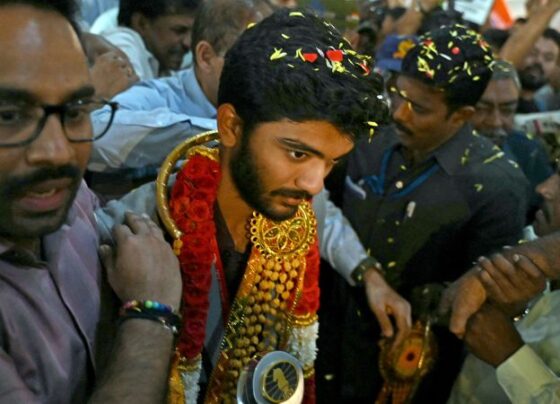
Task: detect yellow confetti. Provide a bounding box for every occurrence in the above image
[281,33,290,39]
[289,11,304,17]
[387,261,397,268]
[367,121,378,127]
[483,152,504,164]
[474,184,483,192]
[331,61,346,74]
[295,48,304,61]
[270,48,287,61]
[247,22,256,29]
[387,237,395,244]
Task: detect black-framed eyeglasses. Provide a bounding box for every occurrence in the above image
[0,99,118,148]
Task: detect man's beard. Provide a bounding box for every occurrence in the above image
[229,135,311,221]
[519,63,548,91]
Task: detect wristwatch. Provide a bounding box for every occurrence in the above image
[351,256,384,286]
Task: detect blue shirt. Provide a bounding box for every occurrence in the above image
[89,68,217,173]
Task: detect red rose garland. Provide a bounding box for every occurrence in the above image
[169,153,221,359]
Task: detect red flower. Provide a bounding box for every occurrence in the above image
[187,199,212,222]
[303,53,318,63]
[326,49,343,62]
[193,174,218,194]
[185,155,213,178]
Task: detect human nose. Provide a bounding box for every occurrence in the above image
[392,97,411,123]
[487,107,503,129]
[181,32,192,50]
[295,162,328,197]
[26,114,74,166]
[536,174,558,200]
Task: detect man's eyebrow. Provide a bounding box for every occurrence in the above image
[393,86,430,111]
[278,137,351,162]
[278,137,325,159]
[0,85,95,104]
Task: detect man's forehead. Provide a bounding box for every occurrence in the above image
[535,37,560,54]
[0,5,91,102]
[481,78,519,100]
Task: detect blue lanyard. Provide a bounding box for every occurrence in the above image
[363,147,440,199]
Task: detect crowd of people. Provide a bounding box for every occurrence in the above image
[2,0,560,403]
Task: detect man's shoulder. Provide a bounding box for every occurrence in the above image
[101,26,142,44]
[450,133,529,196]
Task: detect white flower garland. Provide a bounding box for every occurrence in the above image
[287,320,319,368]
[183,358,202,403]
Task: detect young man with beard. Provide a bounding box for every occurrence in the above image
[96,8,402,403]
[0,0,185,402]
[339,25,529,403]
[471,60,552,221]
[499,0,560,113]
[516,28,560,113]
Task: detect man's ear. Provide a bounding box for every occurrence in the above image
[195,40,218,72]
[217,104,244,148]
[450,105,476,126]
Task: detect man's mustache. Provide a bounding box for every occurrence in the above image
[522,63,545,76]
[1,165,81,198]
[394,121,414,137]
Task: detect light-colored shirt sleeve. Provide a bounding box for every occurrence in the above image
[497,345,560,403]
[313,189,367,285]
[95,180,160,244]
[89,68,217,173]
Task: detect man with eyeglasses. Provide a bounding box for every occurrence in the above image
[0,0,183,402]
[471,60,553,223]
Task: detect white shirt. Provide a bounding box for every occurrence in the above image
[448,290,560,404]
[101,26,159,80]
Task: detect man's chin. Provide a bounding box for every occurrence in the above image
[260,204,300,222]
[3,206,71,240]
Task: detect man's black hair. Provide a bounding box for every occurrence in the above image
[401,24,494,110]
[0,0,77,23]
[118,0,200,27]
[218,8,389,141]
[543,27,560,50]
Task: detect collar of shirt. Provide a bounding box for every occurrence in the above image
[176,67,217,119]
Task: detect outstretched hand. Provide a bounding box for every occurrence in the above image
[99,212,182,309]
[364,269,412,348]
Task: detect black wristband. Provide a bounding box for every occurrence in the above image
[118,310,181,336]
[351,256,384,286]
